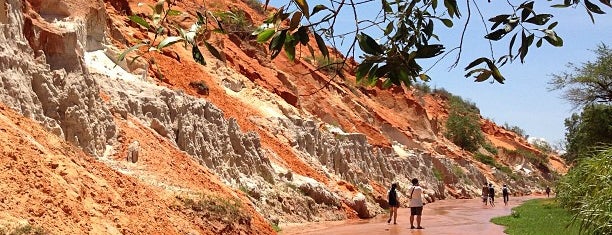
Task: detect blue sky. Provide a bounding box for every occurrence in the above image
[267,0,612,145]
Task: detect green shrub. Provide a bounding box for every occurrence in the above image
[214,9,254,35]
[556,146,612,235]
[445,111,484,152]
[0,224,47,235]
[177,193,251,226]
[503,122,527,138]
[491,199,580,235]
[271,223,281,232]
[482,142,499,155]
[432,87,451,99]
[474,152,496,166]
[243,0,265,13]
[413,82,431,94]
[432,168,443,181]
[313,56,344,76]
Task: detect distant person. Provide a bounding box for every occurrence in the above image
[545,186,551,198]
[408,178,425,229]
[387,183,400,224]
[502,184,510,206]
[482,184,489,206]
[488,183,495,207]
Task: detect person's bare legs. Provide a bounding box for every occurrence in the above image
[410,214,415,228]
[416,215,422,228]
[393,207,398,224]
[387,208,394,223]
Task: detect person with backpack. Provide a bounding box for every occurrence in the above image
[387,183,400,224]
[488,183,495,207]
[502,184,510,206]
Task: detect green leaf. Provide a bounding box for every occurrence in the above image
[357,33,384,55]
[192,45,206,65]
[284,35,297,61]
[307,44,315,58]
[356,62,374,82]
[424,19,434,38]
[491,66,505,84]
[419,74,431,82]
[551,4,570,8]
[544,33,564,47]
[415,44,444,58]
[440,18,453,28]
[508,33,517,55]
[382,0,392,12]
[128,55,143,65]
[314,32,329,59]
[488,14,511,23]
[585,0,606,14]
[367,65,379,84]
[289,11,302,31]
[296,0,310,19]
[128,15,150,29]
[518,31,534,63]
[167,9,182,16]
[474,69,492,82]
[443,0,461,18]
[464,57,488,70]
[196,11,205,25]
[485,29,507,41]
[548,21,558,29]
[264,0,271,9]
[520,1,534,21]
[117,43,147,62]
[312,4,328,16]
[296,26,309,45]
[204,42,225,62]
[384,22,394,35]
[600,0,611,7]
[525,14,553,25]
[269,30,287,59]
[154,0,165,15]
[257,28,276,43]
[157,36,183,50]
[536,38,543,48]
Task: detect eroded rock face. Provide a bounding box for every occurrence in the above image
[0,0,115,156]
[96,73,275,185]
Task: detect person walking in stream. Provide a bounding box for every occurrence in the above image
[387,183,400,224]
[408,178,425,229]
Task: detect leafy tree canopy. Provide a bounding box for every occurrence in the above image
[563,104,612,162]
[549,43,612,109]
[255,0,611,87]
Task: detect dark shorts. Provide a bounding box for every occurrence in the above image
[410,206,423,216]
[389,202,399,208]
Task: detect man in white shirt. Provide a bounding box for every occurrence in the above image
[408,178,425,229]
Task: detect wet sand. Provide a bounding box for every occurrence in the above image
[280,196,539,235]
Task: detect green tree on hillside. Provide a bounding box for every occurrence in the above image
[562,104,612,162]
[549,44,612,108]
[549,44,612,162]
[445,95,485,152]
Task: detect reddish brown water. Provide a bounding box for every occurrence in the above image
[281,196,539,235]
